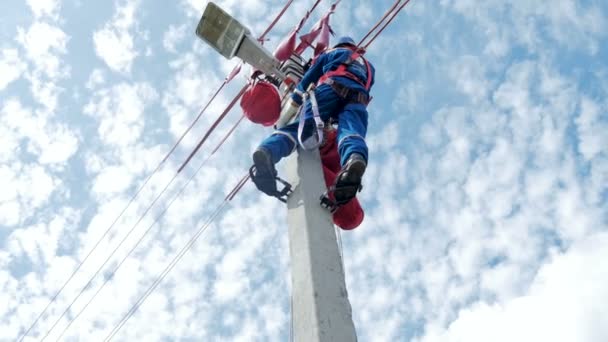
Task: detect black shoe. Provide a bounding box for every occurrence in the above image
[251,148,278,196]
[333,153,366,205]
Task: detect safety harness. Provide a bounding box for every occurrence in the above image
[295,49,372,152]
[262,48,372,206]
[318,49,373,105]
[294,84,326,151]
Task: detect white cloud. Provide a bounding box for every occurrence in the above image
[420,232,608,342]
[93,0,141,73]
[84,82,158,147]
[0,163,57,227]
[85,68,106,90]
[161,52,226,150]
[17,22,68,79]
[28,75,64,115]
[1,98,78,165]
[15,17,70,113]
[0,49,26,91]
[3,1,607,341]
[162,24,187,53]
[576,97,606,161]
[26,0,61,19]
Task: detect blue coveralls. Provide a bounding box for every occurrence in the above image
[258,47,376,167]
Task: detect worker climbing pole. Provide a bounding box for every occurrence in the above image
[251,34,375,215]
[193,1,412,341]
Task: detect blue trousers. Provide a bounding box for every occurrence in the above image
[258,84,369,167]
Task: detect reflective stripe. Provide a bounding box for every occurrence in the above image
[338,134,365,148]
[272,131,298,153]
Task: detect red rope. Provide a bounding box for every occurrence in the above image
[226,173,251,201]
[177,85,248,173]
[211,114,246,155]
[22,2,327,339]
[298,0,324,31]
[178,0,327,172]
[259,0,296,40]
[162,81,224,163]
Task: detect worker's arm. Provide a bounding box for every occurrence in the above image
[291,53,329,105]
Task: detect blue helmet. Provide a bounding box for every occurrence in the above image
[334,36,356,48]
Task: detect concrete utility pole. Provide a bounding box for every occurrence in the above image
[195,3,357,340]
[285,149,357,342]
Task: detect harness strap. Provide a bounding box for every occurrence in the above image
[297,87,325,150]
[317,51,372,91]
[322,78,369,105]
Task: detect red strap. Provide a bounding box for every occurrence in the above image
[317,51,372,91]
[362,56,372,90]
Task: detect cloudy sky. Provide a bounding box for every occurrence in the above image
[1,0,607,341]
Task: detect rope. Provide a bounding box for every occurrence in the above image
[361,0,412,50]
[226,174,250,201]
[53,152,217,341]
[41,174,181,341]
[161,63,241,164]
[30,0,412,338]
[103,196,233,341]
[259,0,295,40]
[308,0,324,17]
[211,114,246,155]
[53,88,250,338]
[177,0,328,172]
[17,160,162,342]
[356,0,401,47]
[177,85,248,173]
[18,63,244,342]
[21,0,340,339]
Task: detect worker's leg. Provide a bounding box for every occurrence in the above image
[336,103,368,166]
[251,122,298,197]
[330,103,368,205]
[257,122,299,164]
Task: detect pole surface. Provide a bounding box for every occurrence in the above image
[285,148,357,342]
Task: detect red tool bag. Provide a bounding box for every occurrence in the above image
[240,80,281,126]
[319,129,364,230]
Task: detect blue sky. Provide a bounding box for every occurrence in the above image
[1,0,607,341]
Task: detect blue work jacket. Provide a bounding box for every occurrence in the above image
[291,47,376,105]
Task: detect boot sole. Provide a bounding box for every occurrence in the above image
[333,159,366,204]
[253,150,275,177]
[341,159,366,184]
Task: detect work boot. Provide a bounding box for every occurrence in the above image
[251,147,278,196]
[333,153,366,205]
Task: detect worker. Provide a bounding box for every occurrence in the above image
[251,36,375,207]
